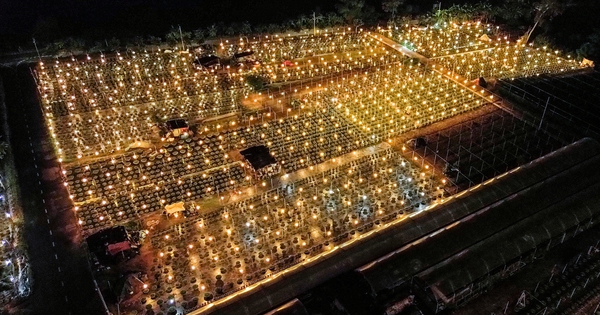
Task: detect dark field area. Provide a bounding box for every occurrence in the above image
[405,107,566,191]
[498,71,600,140]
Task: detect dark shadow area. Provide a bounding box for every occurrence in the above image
[0,65,104,314]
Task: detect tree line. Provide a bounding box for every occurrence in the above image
[4,0,599,63]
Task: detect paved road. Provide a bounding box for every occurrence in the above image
[366,32,429,63]
[0,65,105,315]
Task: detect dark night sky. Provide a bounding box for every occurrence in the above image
[0,0,342,43]
[1,0,599,53]
[1,0,430,45]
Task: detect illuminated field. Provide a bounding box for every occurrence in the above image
[35,32,394,161]
[383,22,580,79]
[34,24,584,314]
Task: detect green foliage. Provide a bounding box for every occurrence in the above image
[336,0,376,24]
[107,37,121,50]
[64,37,86,52]
[241,21,252,35]
[267,24,282,34]
[132,36,145,48]
[577,30,600,61]
[492,0,571,39]
[193,29,206,44]
[224,23,238,36]
[244,75,268,92]
[532,0,571,25]
[432,2,494,24]
[326,13,345,27]
[44,40,66,53]
[29,5,351,57]
[290,99,302,110]
[150,111,164,124]
[382,0,405,19]
[296,15,310,30]
[89,41,104,52]
[165,26,191,47]
[207,24,218,38]
[494,0,533,26]
[522,0,572,43]
[532,35,554,48]
[147,36,163,46]
[0,142,8,161]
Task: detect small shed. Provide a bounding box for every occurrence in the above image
[478,34,492,42]
[581,58,595,68]
[86,226,133,265]
[234,50,255,61]
[194,55,221,69]
[165,118,189,138]
[165,202,186,217]
[240,145,280,178]
[107,241,132,256]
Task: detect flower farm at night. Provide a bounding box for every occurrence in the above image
[30,22,590,315]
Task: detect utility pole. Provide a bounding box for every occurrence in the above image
[538,96,550,131]
[32,38,41,61]
[179,25,185,51]
[94,279,111,314]
[313,12,316,35]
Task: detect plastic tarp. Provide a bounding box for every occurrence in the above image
[107,241,131,256]
[479,34,492,42]
[128,141,153,149]
[581,58,595,68]
[165,202,185,214]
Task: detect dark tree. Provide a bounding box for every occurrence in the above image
[336,0,365,24]
[382,0,404,19]
[523,0,572,43]
[244,75,268,91]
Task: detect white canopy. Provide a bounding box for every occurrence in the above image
[479,34,492,42]
[581,58,595,68]
[165,202,185,214]
[128,141,153,149]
